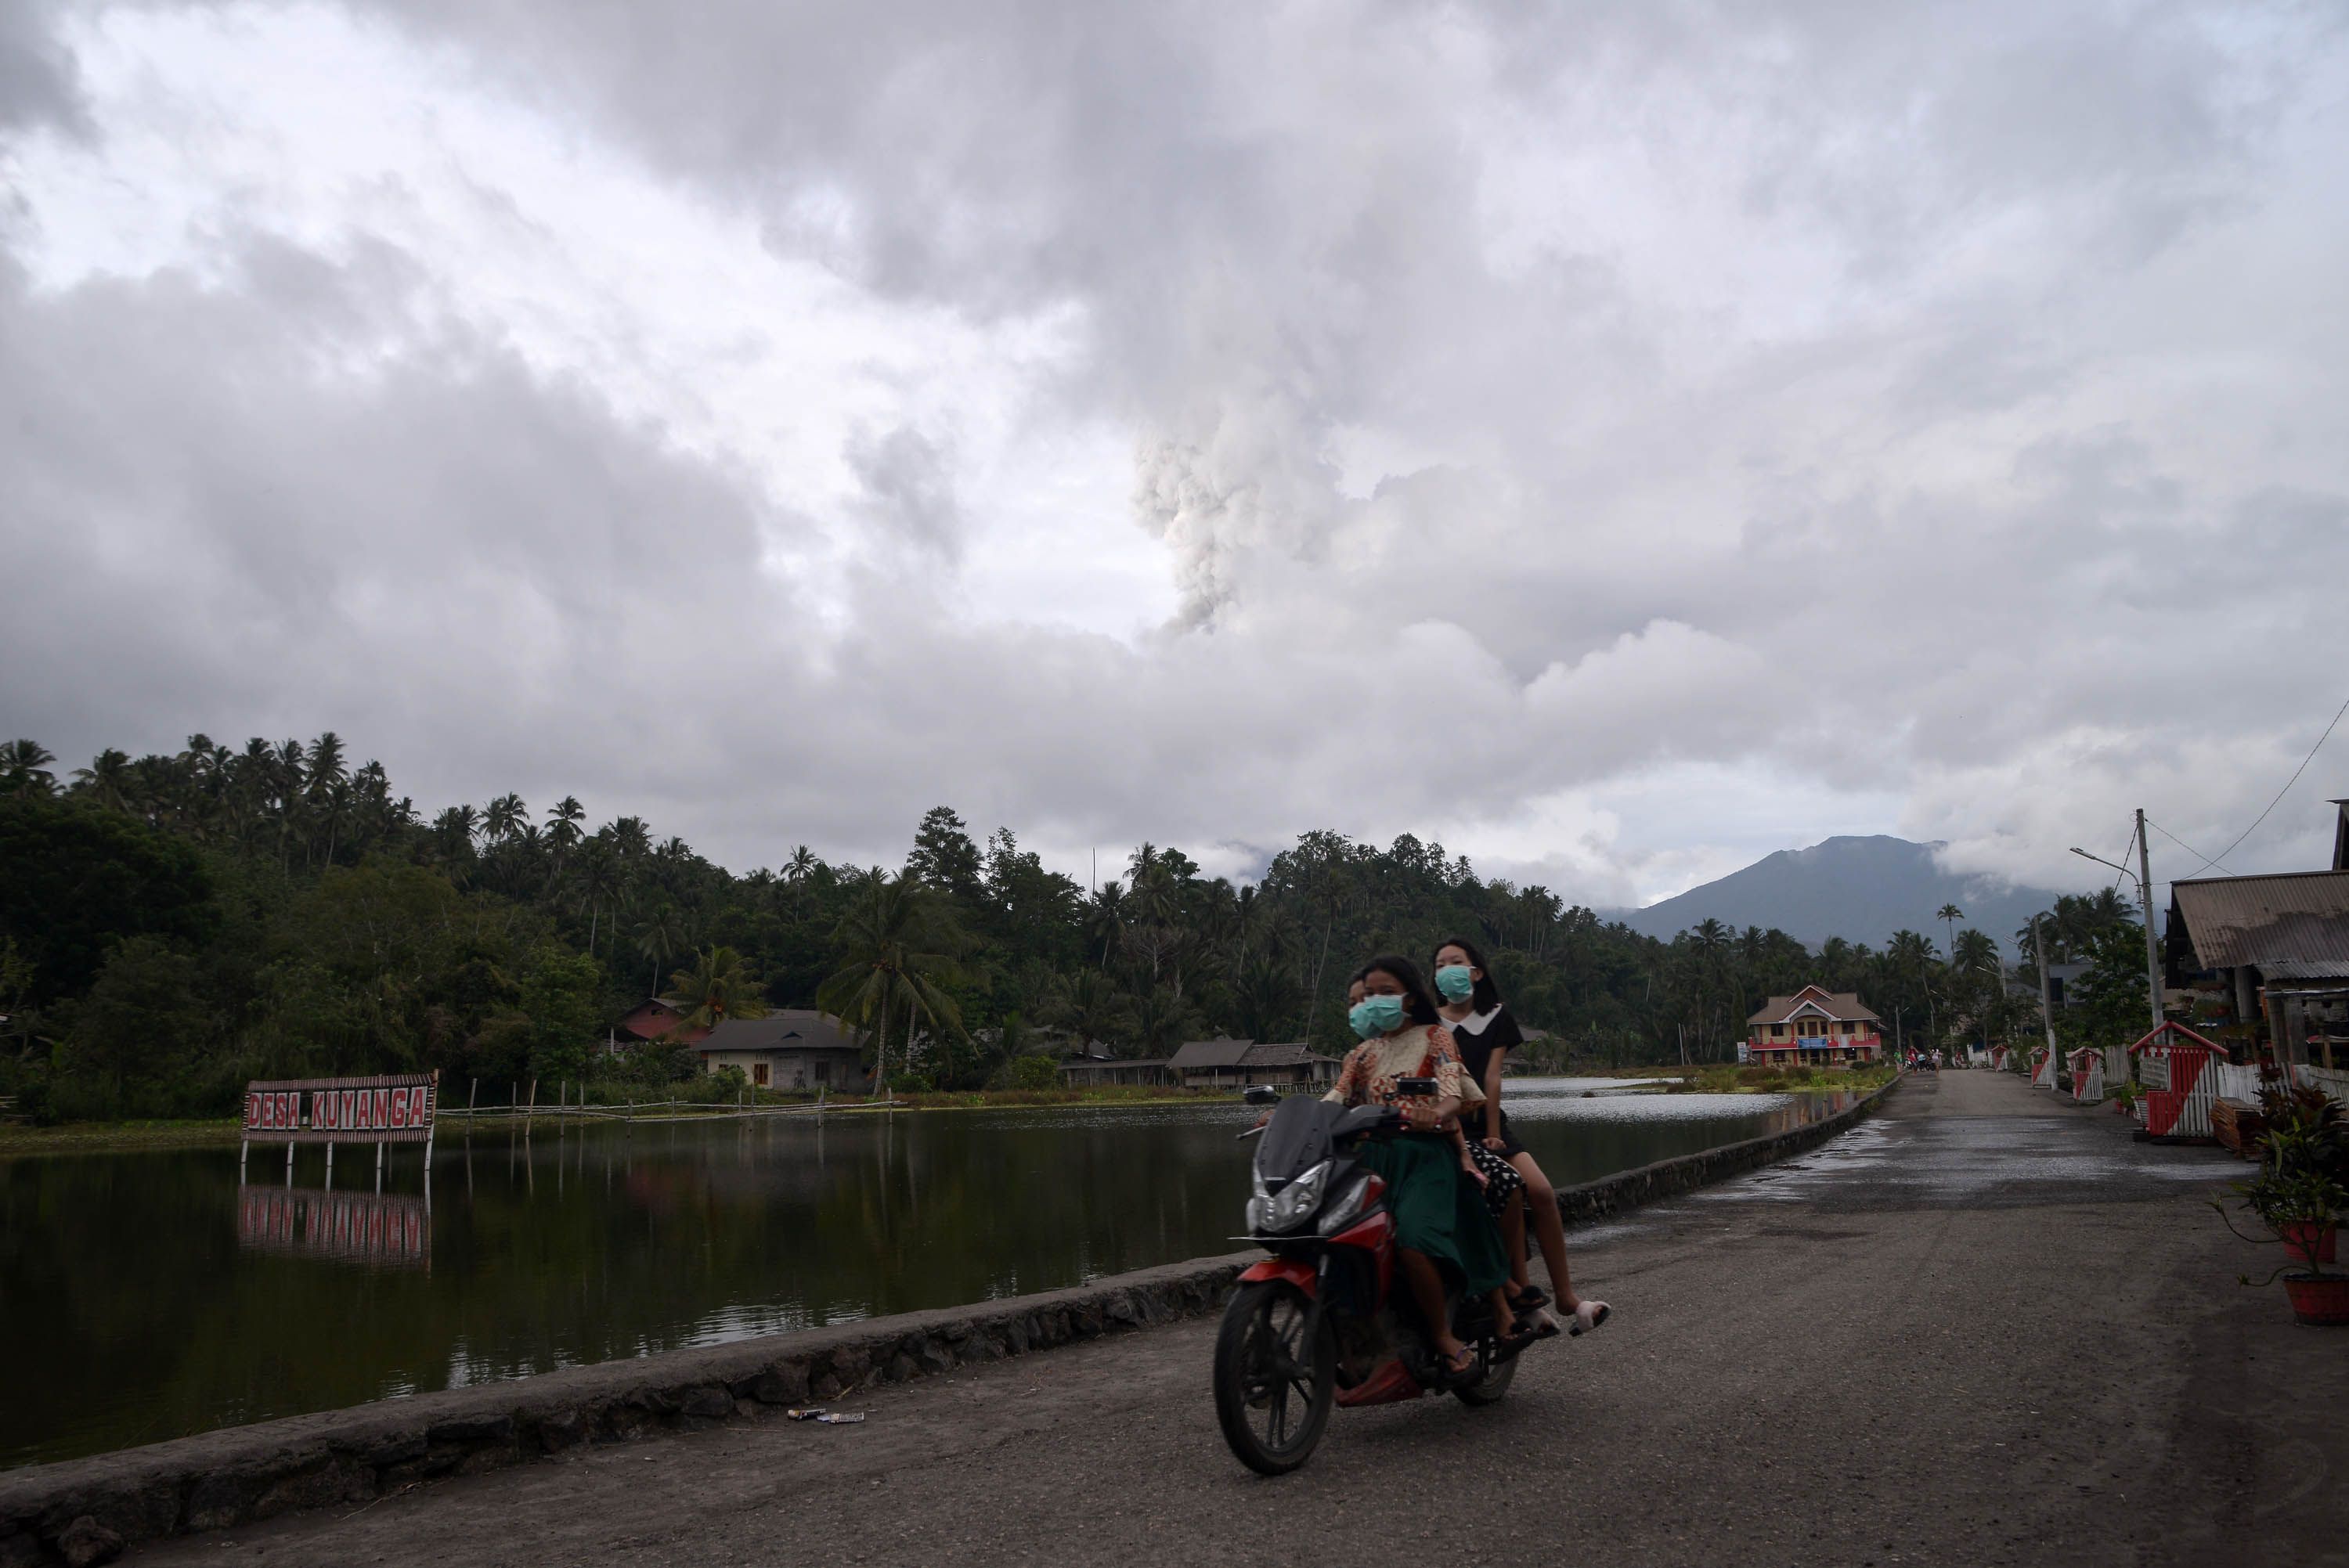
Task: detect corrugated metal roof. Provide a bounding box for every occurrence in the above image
[2259,960,2349,983]
[2172,871,2349,970]
[1167,1037,1255,1069]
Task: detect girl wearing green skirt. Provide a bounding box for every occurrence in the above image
[1325,954,1526,1376]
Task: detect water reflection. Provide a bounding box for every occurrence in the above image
[1,1086,1849,1468]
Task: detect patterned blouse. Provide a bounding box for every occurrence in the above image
[1323,1024,1477,1116]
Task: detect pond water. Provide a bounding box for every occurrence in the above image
[0,1080,1856,1468]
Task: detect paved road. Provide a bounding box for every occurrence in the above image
[138,1072,2349,1567]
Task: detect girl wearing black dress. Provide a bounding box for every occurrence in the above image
[1433,937,1611,1336]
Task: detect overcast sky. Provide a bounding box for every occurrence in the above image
[3,1,2347,907]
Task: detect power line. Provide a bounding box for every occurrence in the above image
[2145,818,2232,878]
[2207,688,2349,866]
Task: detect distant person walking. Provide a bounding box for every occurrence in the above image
[1432,937,1610,1337]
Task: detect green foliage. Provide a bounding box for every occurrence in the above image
[53,937,215,1118]
[0,795,217,1002]
[1001,1054,1061,1091]
[5,726,2105,1117]
[2058,917,2152,1051]
[518,944,603,1081]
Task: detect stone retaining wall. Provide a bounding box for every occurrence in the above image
[1552,1076,1896,1224]
[0,1077,1896,1565]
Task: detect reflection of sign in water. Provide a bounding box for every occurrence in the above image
[242,1072,438,1144]
[238,1185,431,1269]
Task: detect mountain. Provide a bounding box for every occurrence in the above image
[1601,835,2059,954]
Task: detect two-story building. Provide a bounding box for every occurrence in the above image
[1745,986,1885,1065]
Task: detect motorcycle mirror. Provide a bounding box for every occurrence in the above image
[1394,1076,1438,1097]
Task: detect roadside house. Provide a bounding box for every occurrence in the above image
[1057,1054,1173,1087]
[695,1011,868,1092]
[1167,1038,1341,1089]
[1745,987,1885,1066]
[2167,807,2349,1070]
[615,997,712,1047]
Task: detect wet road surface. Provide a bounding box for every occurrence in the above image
[135,1071,2349,1567]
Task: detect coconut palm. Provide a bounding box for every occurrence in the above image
[667,945,767,1030]
[1937,903,1964,969]
[482,793,529,845]
[1037,969,1135,1056]
[546,795,585,850]
[72,748,135,811]
[1,739,56,796]
[816,874,965,1096]
[576,845,630,957]
[635,903,690,997]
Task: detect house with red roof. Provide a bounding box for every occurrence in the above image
[1745,986,1885,1066]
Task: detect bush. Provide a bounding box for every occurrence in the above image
[886,1071,934,1094]
[1006,1054,1060,1091]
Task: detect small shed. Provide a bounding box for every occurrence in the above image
[2030,1045,2058,1089]
[2128,1021,2231,1141]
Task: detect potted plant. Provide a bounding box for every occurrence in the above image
[2108,1079,2145,1119]
[2216,1084,2349,1325]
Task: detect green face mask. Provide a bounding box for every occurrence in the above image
[1348,994,1406,1039]
[1434,964,1475,1002]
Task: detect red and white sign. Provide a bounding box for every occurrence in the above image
[238,1186,430,1268]
[241,1072,438,1144]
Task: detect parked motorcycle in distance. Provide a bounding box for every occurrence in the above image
[1212,1082,1517,1476]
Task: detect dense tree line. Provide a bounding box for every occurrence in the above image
[0,734,2128,1118]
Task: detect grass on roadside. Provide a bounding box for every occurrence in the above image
[1611,1062,1896,1096]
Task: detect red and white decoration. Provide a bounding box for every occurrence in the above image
[2128,1022,2230,1140]
[2068,1047,2105,1105]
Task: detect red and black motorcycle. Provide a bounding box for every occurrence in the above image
[1212,1082,1517,1475]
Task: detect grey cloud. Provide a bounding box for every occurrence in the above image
[0,1,88,137]
[846,424,962,561]
[9,0,2349,901]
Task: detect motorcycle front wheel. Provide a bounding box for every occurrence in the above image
[1212,1280,1336,1475]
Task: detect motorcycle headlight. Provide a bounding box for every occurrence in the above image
[1315,1175,1370,1236]
[1254,1159,1330,1235]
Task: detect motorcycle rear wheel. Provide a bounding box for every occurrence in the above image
[1451,1342,1518,1407]
[1213,1281,1336,1475]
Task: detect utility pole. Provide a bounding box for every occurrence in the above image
[2033,914,2059,1062]
[2135,807,2163,1032]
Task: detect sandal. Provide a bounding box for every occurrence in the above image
[1567,1300,1611,1337]
[1528,1307,1563,1339]
[1439,1344,1478,1379]
[1508,1285,1550,1312]
[1494,1321,1541,1359]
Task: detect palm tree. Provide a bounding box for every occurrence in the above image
[635,903,689,997]
[1,740,57,796]
[483,793,529,845]
[1083,882,1127,971]
[1038,970,1135,1056]
[1127,985,1200,1060]
[1937,903,1964,971]
[572,841,623,956]
[816,874,965,1097]
[785,845,818,883]
[72,748,135,810]
[667,946,768,1030]
[546,795,586,850]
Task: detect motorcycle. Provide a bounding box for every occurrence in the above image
[1212,1081,1517,1476]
